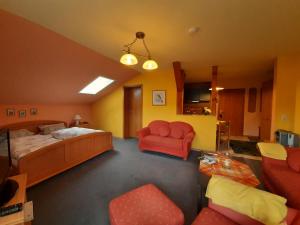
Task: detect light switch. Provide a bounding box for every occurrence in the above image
[281,114,288,122]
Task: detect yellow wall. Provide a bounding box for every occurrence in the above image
[273,56,300,133]
[92,68,217,151]
[294,79,300,133]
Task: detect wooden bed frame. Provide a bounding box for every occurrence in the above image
[1,120,113,187]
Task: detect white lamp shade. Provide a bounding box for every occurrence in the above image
[74,114,82,120]
[142,59,158,70]
[120,53,138,65]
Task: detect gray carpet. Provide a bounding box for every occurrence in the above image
[27,138,262,225]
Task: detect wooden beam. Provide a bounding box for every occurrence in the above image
[173,61,185,114]
[210,66,218,115]
[173,62,184,92]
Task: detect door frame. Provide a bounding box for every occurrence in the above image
[123,85,143,138]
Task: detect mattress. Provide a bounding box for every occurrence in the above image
[51,127,102,140]
[10,134,61,163]
[10,127,103,165]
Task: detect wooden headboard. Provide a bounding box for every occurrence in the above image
[0,120,68,134]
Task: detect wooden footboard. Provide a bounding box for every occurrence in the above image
[17,132,113,187]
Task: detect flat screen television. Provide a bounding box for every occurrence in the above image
[184,86,211,103]
[0,129,18,207]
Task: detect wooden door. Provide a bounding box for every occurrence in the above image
[124,86,143,138]
[218,89,245,136]
[260,80,273,141]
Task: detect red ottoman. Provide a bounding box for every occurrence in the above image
[109,184,184,225]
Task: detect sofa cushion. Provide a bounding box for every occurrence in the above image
[257,143,287,160]
[142,135,183,150]
[192,208,238,225]
[263,159,300,209]
[159,126,170,137]
[148,120,170,136]
[287,150,300,172]
[170,121,194,136]
[170,127,184,139]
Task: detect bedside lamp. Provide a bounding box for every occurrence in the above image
[74,114,82,126]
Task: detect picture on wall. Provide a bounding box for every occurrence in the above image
[30,108,38,115]
[6,109,15,117]
[18,110,26,118]
[152,90,166,106]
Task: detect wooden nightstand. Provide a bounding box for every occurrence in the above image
[0,174,33,225]
[69,122,90,128]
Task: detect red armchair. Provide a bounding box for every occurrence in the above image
[261,148,300,209]
[138,120,195,160]
[192,200,300,225]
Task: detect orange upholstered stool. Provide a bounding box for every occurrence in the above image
[109,184,184,225]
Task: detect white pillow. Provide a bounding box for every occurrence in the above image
[10,129,34,139]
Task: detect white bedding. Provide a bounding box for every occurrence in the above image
[51,127,102,140]
[10,134,61,161]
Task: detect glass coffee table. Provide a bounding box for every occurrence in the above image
[197,153,260,211]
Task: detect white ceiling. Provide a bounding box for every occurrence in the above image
[1,0,300,82]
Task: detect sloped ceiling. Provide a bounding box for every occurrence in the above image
[0,0,300,103]
[0,9,138,104]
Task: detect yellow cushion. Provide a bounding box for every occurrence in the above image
[206,175,288,225]
[257,142,287,160]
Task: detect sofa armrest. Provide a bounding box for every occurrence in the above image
[138,127,150,139]
[183,132,195,144]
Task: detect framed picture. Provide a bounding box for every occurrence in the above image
[6,109,15,117]
[30,108,38,115]
[19,110,26,118]
[152,90,166,106]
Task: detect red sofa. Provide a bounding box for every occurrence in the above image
[138,120,195,160]
[192,200,300,225]
[261,148,300,209]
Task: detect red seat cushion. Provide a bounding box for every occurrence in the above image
[192,208,238,225]
[287,150,300,172]
[109,184,184,225]
[142,135,183,150]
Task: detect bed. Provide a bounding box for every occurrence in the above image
[1,120,112,187]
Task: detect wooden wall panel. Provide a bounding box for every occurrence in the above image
[260,80,273,141]
[248,88,257,113]
[210,66,218,115]
[173,62,185,114]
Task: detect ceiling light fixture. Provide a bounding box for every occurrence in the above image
[120,32,158,70]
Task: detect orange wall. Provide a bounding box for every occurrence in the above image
[0,104,91,126]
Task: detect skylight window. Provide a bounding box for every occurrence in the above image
[79,76,114,95]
